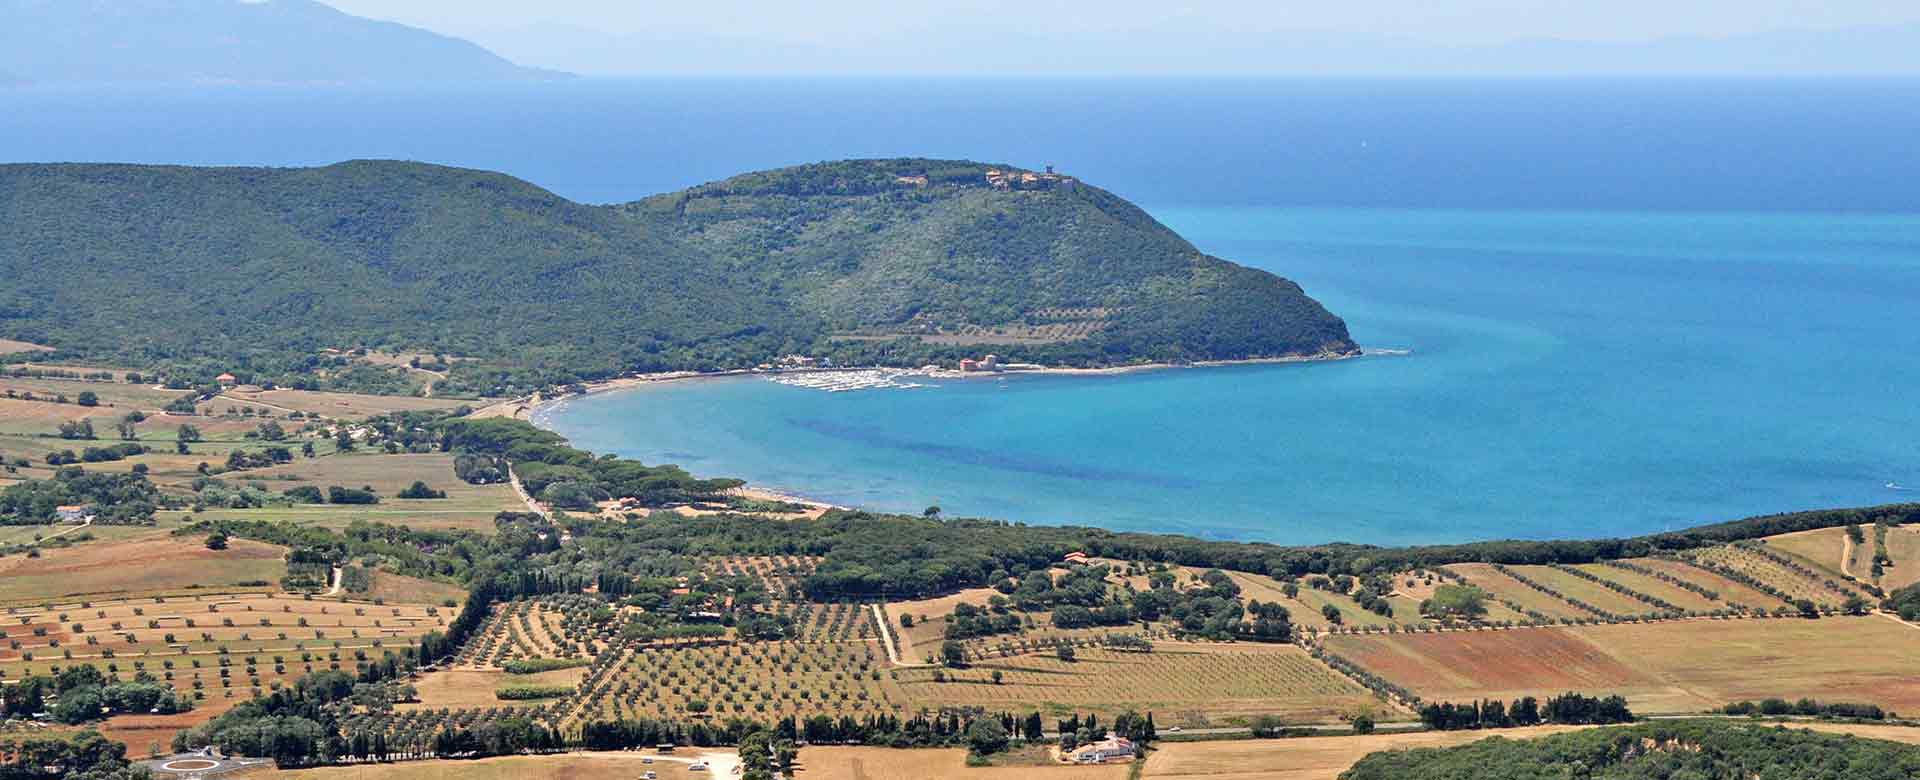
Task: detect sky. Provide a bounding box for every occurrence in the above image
[318,0,1920,75]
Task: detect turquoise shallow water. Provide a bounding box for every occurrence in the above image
[539,208,1920,546]
[10,78,1912,546]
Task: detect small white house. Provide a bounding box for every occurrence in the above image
[1071,737,1136,764]
[55,505,93,524]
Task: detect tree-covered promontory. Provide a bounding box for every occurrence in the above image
[0,159,1356,394]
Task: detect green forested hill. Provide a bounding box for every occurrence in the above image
[1340,721,1920,780]
[0,158,1354,393]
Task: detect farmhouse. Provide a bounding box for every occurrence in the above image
[55,505,93,524]
[215,372,237,386]
[1070,736,1137,764]
[1063,551,1089,566]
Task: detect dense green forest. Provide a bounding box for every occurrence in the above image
[1340,720,1920,779]
[0,159,1354,395]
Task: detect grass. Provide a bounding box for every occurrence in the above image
[0,340,53,353]
[884,587,1004,660]
[1880,525,1920,590]
[1445,564,1591,621]
[1324,615,1920,715]
[215,387,469,421]
[1626,557,1793,612]
[156,452,524,535]
[365,570,467,606]
[3,589,450,747]
[1764,526,1860,580]
[1570,564,1722,613]
[1689,546,1859,606]
[263,750,732,780]
[1138,725,1591,780]
[0,377,188,409]
[400,668,586,710]
[574,639,900,722]
[0,532,287,604]
[899,643,1383,724]
[1505,565,1653,617]
[797,746,1128,780]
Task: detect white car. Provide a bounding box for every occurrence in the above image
[688,762,709,772]
[643,773,656,780]
[1167,726,1183,733]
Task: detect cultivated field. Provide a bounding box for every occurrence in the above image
[1687,545,1869,607]
[1622,557,1793,612]
[899,643,1384,724]
[569,639,901,722]
[795,746,1127,780]
[1444,564,1594,621]
[181,453,524,534]
[0,339,53,353]
[1503,565,1651,617]
[216,387,469,420]
[884,587,1005,660]
[1765,526,1865,579]
[1139,725,1591,780]
[0,533,286,603]
[4,586,451,748]
[1324,616,1920,715]
[1878,525,1920,590]
[401,667,588,710]
[262,750,738,780]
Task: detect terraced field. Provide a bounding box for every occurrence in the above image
[1571,563,1721,612]
[1625,557,1794,612]
[1688,544,1866,607]
[1504,565,1653,617]
[1444,564,1593,621]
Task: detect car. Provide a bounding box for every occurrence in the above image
[643,773,656,779]
[688,762,709,771]
[641,757,653,764]
[1167,726,1183,733]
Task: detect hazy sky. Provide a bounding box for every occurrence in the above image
[319,0,1920,75]
[328,0,1919,44]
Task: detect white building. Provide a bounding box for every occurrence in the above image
[1071,737,1136,764]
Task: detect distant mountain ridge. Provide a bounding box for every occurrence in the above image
[0,0,560,84]
[0,159,1355,387]
[465,20,1920,76]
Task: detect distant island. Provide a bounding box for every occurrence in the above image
[0,158,1356,397]
[0,0,561,85]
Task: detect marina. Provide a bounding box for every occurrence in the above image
[764,369,930,392]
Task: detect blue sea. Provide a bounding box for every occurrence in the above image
[6,78,1919,545]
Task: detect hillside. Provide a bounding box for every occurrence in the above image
[1341,720,1920,779]
[0,0,559,84]
[0,158,1355,393]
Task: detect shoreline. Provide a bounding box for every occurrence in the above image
[556,346,1392,401]
[504,346,1396,419]
[509,347,1401,513]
